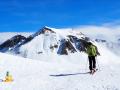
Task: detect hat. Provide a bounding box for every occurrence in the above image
[88,42,92,45]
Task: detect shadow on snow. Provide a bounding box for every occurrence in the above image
[50,72,90,77]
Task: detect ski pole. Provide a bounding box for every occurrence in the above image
[96,57,100,71]
[85,57,88,72]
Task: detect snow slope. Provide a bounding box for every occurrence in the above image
[18,27,86,59]
[0,43,120,90]
[19,31,59,58]
[0,26,120,90]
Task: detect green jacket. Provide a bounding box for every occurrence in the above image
[86,45,97,56]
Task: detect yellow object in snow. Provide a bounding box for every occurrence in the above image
[3,72,13,82]
[3,75,13,82]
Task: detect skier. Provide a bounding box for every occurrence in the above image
[86,42,99,74]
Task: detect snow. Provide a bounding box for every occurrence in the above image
[0,27,120,90]
[19,31,59,58]
[71,26,120,55]
[0,43,120,90]
[73,26,120,42]
[18,27,86,59]
[20,34,45,58]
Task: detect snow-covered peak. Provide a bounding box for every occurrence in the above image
[0,26,120,59]
[0,26,120,90]
[10,26,89,59]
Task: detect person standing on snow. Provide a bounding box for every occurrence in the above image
[86,42,99,74]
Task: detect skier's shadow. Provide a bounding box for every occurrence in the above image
[50,72,90,77]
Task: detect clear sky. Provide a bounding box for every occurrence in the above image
[0,0,120,32]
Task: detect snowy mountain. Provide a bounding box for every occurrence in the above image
[0,26,92,60]
[0,26,120,90]
[0,26,120,58]
[0,26,120,57]
[73,26,120,55]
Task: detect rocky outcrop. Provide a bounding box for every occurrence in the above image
[0,35,26,52]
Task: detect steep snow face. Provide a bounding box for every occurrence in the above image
[43,31,58,52]
[20,34,44,58]
[19,31,59,58]
[18,27,89,59]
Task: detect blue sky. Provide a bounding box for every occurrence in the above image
[0,0,120,32]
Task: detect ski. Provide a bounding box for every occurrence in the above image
[90,69,98,75]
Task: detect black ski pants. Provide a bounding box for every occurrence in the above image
[88,56,96,70]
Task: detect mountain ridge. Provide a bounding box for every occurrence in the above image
[0,26,120,58]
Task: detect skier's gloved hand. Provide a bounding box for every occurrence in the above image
[97,52,100,56]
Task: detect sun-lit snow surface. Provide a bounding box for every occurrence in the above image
[0,26,120,90]
[19,30,60,58]
[19,27,86,59]
[0,43,120,90]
